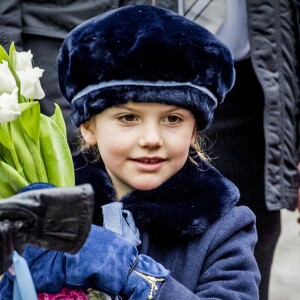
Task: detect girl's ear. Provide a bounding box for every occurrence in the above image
[80,121,97,146]
[191,125,197,145]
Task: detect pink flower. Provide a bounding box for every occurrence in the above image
[37,288,88,300]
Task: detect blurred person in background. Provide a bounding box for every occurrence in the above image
[180,1,300,299]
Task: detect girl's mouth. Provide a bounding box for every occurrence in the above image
[134,157,165,164]
[131,157,165,171]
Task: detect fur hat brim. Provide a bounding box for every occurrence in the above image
[58,5,235,130]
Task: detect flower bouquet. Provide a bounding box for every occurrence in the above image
[0,43,74,198]
[0,43,108,300]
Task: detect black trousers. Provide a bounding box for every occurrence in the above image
[206,59,281,300]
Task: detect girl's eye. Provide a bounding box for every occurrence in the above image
[164,115,182,124]
[118,114,138,123]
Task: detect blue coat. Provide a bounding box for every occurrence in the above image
[0,154,260,299]
[139,206,259,299]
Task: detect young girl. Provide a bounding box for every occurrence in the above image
[0,5,260,299]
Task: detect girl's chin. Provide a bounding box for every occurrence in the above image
[132,180,165,191]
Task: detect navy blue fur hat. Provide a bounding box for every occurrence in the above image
[58,5,235,131]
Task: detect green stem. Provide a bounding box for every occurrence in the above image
[0,161,28,196]
[7,122,25,177]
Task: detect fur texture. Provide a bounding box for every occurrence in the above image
[74,153,240,239]
[58,5,235,130]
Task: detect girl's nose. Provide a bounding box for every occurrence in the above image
[138,124,163,149]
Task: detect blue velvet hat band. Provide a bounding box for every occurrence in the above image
[71,80,218,104]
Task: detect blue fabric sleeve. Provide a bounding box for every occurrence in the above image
[23,245,66,293]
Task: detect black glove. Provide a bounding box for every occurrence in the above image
[0,183,94,273]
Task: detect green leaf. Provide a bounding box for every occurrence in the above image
[18,102,38,113]
[8,42,16,65]
[2,146,15,168]
[0,182,15,199]
[0,123,12,149]
[0,161,28,194]
[19,101,40,144]
[0,45,10,63]
[0,145,6,161]
[50,103,67,138]
[20,121,48,182]
[39,115,74,187]
[0,124,20,173]
[10,119,41,182]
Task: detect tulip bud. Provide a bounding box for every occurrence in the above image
[14,50,45,100]
[0,61,17,94]
[17,68,45,100]
[0,88,21,123]
[14,50,34,71]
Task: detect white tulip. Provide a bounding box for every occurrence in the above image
[14,50,45,100]
[0,61,17,94]
[0,88,21,123]
[17,67,45,99]
[14,50,34,71]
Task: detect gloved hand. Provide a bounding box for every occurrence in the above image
[0,183,94,273]
[29,225,169,300]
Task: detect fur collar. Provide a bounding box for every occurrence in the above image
[74,153,240,238]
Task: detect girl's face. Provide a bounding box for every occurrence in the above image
[81,102,196,200]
